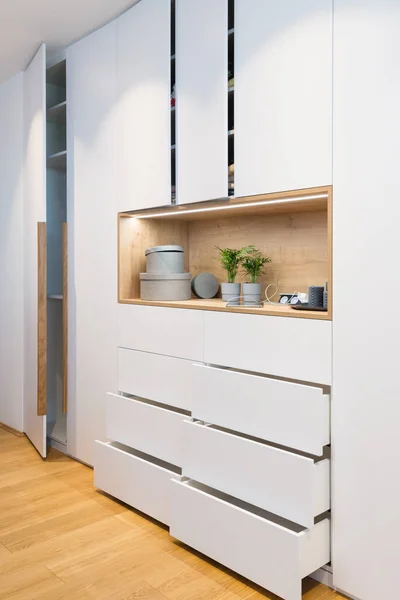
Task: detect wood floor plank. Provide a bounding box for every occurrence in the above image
[0,564,65,600]
[0,428,344,600]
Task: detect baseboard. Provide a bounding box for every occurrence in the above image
[310,565,333,589]
[47,436,68,454]
[0,422,25,438]
[334,587,362,600]
[310,567,359,600]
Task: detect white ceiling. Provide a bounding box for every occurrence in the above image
[0,0,140,83]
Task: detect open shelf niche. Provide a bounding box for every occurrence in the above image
[118,186,332,320]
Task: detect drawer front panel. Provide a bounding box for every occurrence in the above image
[118,348,193,412]
[118,304,204,361]
[204,311,332,385]
[191,364,329,455]
[182,421,330,528]
[170,479,330,600]
[94,441,174,525]
[106,393,185,466]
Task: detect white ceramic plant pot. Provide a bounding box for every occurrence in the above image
[221,282,240,305]
[243,282,262,305]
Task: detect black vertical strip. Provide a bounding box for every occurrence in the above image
[171,0,176,204]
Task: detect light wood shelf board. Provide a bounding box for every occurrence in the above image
[120,298,330,320]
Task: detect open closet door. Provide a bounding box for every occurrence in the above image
[23,44,47,457]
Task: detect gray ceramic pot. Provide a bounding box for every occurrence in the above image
[221,282,240,305]
[243,282,262,305]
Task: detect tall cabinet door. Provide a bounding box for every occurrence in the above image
[67,22,118,466]
[235,0,332,197]
[23,44,47,458]
[333,2,400,599]
[176,0,228,204]
[117,0,171,212]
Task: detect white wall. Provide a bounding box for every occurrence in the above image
[0,73,24,431]
[333,2,400,599]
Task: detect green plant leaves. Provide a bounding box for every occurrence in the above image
[242,252,271,284]
[215,245,259,283]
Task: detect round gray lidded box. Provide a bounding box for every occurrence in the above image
[191,272,219,299]
[145,245,185,274]
[140,272,192,301]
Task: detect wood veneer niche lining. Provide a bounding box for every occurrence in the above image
[188,210,328,298]
[37,222,47,416]
[119,209,328,305]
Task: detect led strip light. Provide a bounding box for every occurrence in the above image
[132,193,328,219]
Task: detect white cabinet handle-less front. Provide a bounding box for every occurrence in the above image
[118,348,193,412]
[94,441,176,526]
[203,311,332,385]
[118,304,204,361]
[170,479,330,600]
[117,0,171,211]
[182,420,329,528]
[106,393,185,467]
[235,0,333,197]
[176,0,228,204]
[191,364,329,456]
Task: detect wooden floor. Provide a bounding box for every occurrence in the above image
[0,427,347,600]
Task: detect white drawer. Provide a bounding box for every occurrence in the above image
[204,312,332,385]
[170,479,330,600]
[118,304,204,361]
[191,364,329,455]
[106,393,185,466]
[182,421,329,528]
[94,441,178,525]
[118,348,193,412]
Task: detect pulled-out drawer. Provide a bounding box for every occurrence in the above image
[191,364,329,455]
[118,348,193,412]
[94,441,179,525]
[204,311,332,385]
[118,304,204,361]
[106,393,185,466]
[182,421,329,528]
[170,479,330,600]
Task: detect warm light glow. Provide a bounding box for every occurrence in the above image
[131,193,328,219]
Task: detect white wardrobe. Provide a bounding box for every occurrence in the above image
[332,1,400,599]
[1,0,400,599]
[66,22,118,466]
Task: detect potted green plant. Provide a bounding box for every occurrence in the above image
[216,245,255,305]
[241,251,271,305]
